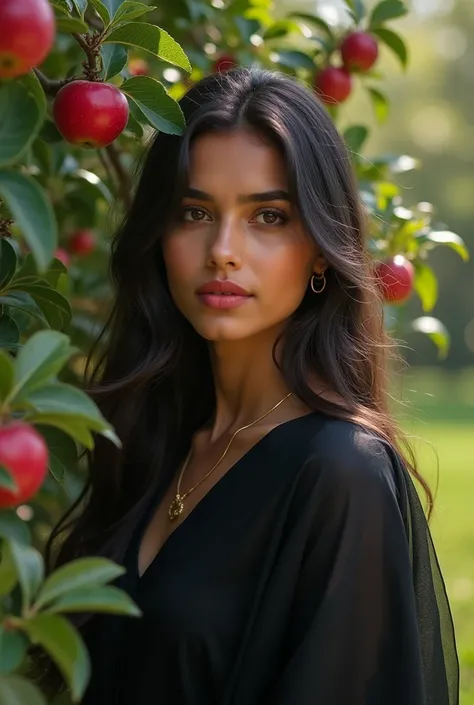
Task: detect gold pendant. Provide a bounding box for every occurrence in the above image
[169,495,184,521]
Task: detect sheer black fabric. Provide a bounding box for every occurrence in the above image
[83,413,458,705]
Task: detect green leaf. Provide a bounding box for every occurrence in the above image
[112,1,155,25]
[24,384,121,446]
[40,119,63,144]
[45,585,141,616]
[0,82,42,166]
[272,50,315,71]
[0,316,20,350]
[427,230,469,261]
[344,0,365,23]
[36,426,77,484]
[35,558,125,609]
[0,355,14,405]
[19,71,47,117]
[367,87,390,123]
[22,614,90,701]
[120,76,185,135]
[0,465,17,493]
[244,5,273,25]
[44,257,69,288]
[124,105,143,138]
[371,27,408,68]
[10,330,75,403]
[23,414,96,449]
[0,675,47,705]
[410,316,450,359]
[13,283,71,331]
[88,0,110,25]
[0,539,18,597]
[25,383,109,425]
[343,125,369,155]
[16,253,40,279]
[7,540,44,609]
[0,626,29,674]
[287,12,335,39]
[55,13,89,32]
[414,260,438,312]
[0,239,17,290]
[71,0,87,15]
[0,512,31,545]
[104,23,191,73]
[51,0,73,11]
[101,0,126,16]
[0,171,57,272]
[101,43,128,80]
[369,0,408,26]
[0,291,49,327]
[262,19,301,40]
[0,351,14,400]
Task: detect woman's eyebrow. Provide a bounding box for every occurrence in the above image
[183,188,290,203]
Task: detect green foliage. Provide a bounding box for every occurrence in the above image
[0,0,469,702]
[121,75,186,133]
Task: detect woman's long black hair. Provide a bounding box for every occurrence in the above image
[47,66,432,579]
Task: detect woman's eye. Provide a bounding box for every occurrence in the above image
[182,206,210,222]
[181,206,288,226]
[254,209,288,226]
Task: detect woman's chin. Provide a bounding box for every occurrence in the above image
[192,319,260,342]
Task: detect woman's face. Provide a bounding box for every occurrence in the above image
[162,129,324,342]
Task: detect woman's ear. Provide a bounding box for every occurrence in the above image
[312,251,327,276]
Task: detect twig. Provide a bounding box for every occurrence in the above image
[98,148,118,198]
[0,217,13,238]
[72,31,91,55]
[105,143,133,210]
[33,69,69,96]
[72,31,102,81]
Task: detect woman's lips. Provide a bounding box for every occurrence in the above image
[196,280,253,309]
[196,292,252,309]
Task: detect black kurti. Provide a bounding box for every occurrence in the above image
[84,412,459,705]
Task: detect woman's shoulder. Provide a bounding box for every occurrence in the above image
[293,412,400,500]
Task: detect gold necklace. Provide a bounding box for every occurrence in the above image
[168,392,293,521]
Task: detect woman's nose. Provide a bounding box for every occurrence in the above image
[205,218,243,270]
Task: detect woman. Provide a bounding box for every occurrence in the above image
[49,67,458,704]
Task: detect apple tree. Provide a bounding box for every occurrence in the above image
[0,0,469,702]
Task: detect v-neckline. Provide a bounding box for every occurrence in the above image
[134,411,319,581]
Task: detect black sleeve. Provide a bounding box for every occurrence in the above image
[263,430,458,705]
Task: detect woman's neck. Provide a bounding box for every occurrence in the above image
[207,328,297,440]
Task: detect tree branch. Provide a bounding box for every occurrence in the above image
[72,32,91,55]
[33,69,68,96]
[72,32,102,81]
[105,143,133,210]
[98,148,119,199]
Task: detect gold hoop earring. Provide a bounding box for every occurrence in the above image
[310,271,327,294]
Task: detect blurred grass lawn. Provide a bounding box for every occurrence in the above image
[400,368,474,705]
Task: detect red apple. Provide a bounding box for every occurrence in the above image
[376,255,415,303]
[0,0,55,78]
[54,247,70,267]
[53,81,129,149]
[129,58,149,76]
[341,31,379,72]
[69,229,95,256]
[315,67,352,105]
[0,422,48,508]
[213,54,238,73]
